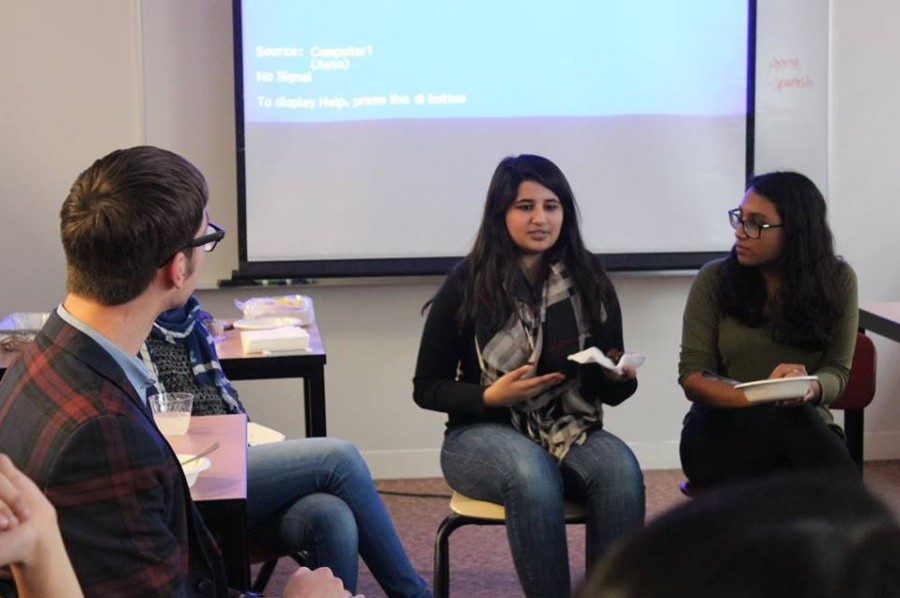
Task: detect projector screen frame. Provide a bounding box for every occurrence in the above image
[229,0,756,283]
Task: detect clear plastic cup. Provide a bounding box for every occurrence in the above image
[202,317,227,342]
[149,392,194,436]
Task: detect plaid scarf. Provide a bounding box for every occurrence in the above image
[475,261,606,461]
[139,295,244,414]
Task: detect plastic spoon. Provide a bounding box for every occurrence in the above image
[180,442,220,466]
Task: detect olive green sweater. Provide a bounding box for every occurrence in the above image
[679,258,858,420]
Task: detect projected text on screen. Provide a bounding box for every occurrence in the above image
[243,1,747,123]
[235,0,751,276]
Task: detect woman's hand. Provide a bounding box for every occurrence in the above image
[601,349,636,382]
[769,363,808,379]
[768,363,821,407]
[602,363,637,382]
[608,365,637,382]
[482,363,566,407]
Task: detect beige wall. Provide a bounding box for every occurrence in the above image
[2,0,898,478]
[1,1,143,314]
[830,0,900,461]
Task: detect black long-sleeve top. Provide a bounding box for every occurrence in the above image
[413,260,637,429]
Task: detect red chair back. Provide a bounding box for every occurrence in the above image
[831,332,877,410]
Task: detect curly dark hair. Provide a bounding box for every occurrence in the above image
[439,154,613,334]
[719,171,845,349]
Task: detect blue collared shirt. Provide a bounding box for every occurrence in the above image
[56,305,155,406]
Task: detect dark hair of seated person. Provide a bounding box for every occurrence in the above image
[578,473,900,598]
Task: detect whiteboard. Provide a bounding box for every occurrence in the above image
[754,0,829,190]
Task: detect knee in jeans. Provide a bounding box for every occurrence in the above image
[300,495,359,548]
[324,438,367,471]
[507,461,564,502]
[618,451,645,482]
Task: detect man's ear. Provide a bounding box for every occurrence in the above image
[163,252,189,289]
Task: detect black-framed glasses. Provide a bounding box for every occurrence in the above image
[728,208,783,239]
[158,222,225,267]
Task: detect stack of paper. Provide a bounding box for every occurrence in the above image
[240,326,310,353]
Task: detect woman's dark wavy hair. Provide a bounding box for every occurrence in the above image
[445,154,613,333]
[719,171,844,349]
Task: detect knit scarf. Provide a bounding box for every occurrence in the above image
[139,295,244,414]
[475,261,606,461]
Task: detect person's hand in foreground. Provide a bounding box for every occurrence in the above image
[283,566,364,598]
[0,453,83,598]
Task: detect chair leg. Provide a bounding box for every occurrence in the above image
[252,559,278,593]
[434,514,472,598]
[433,507,583,596]
[289,551,308,567]
[844,409,865,471]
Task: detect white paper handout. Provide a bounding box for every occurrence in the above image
[567,347,646,376]
[248,422,287,446]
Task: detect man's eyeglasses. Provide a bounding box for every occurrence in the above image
[728,209,783,239]
[158,222,225,267]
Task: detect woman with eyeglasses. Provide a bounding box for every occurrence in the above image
[678,171,858,488]
[414,154,644,598]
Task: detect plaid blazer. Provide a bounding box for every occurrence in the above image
[0,312,235,597]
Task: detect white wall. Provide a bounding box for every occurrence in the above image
[1,0,898,479]
[193,273,695,477]
[830,0,900,460]
[0,1,143,313]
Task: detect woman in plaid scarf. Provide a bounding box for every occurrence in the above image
[414,154,644,598]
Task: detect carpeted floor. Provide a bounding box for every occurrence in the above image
[251,462,900,597]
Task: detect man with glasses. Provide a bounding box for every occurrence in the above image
[0,146,351,597]
[158,221,225,268]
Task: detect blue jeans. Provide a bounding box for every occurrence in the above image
[247,438,431,597]
[441,423,644,598]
